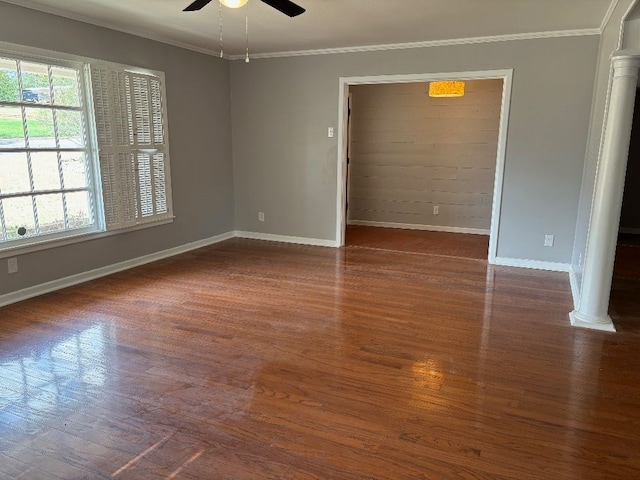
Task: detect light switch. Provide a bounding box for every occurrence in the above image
[544,234,555,247]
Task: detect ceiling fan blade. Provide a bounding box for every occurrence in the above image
[260,0,305,17]
[183,0,214,11]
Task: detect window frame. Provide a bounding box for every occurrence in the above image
[0,53,102,249]
[0,43,174,260]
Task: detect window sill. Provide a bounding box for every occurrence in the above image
[0,217,175,260]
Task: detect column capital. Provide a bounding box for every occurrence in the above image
[611,51,640,75]
[612,54,640,77]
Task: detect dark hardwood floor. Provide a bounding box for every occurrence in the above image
[1,238,640,479]
[614,233,640,279]
[611,233,640,332]
[345,225,489,260]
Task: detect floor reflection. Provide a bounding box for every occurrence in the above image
[0,324,107,434]
[1,239,635,478]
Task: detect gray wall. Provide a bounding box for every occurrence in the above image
[0,3,234,296]
[231,36,599,263]
[571,0,635,295]
[348,80,501,231]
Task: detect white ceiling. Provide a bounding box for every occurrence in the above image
[3,0,616,58]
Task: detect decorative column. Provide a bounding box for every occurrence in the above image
[571,55,640,331]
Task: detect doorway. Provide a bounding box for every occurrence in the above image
[335,70,513,263]
[610,87,640,329]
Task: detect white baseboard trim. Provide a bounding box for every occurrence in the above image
[620,227,640,235]
[569,267,581,311]
[347,220,489,236]
[235,231,339,248]
[491,257,571,272]
[0,231,235,309]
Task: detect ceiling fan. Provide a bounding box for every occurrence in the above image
[183,0,305,17]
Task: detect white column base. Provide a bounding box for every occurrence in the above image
[569,311,617,332]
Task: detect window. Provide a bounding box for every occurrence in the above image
[0,50,173,254]
[0,56,96,244]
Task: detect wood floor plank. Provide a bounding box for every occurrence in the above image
[1,237,639,478]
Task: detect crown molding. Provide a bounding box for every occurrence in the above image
[601,0,621,32]
[229,29,602,60]
[0,0,224,58]
[3,0,603,61]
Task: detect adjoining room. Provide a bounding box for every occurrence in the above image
[611,85,640,330]
[345,78,503,260]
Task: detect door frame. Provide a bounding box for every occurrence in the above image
[334,69,514,263]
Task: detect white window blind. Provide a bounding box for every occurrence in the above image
[90,65,172,231]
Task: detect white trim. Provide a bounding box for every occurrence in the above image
[335,69,514,266]
[347,220,489,236]
[488,71,514,264]
[229,30,601,60]
[569,311,617,332]
[620,227,640,234]
[339,70,516,85]
[0,231,234,308]
[602,0,621,32]
[235,231,339,248]
[336,78,350,247]
[569,267,581,310]
[491,257,571,272]
[0,1,602,60]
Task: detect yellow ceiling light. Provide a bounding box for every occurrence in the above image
[429,80,465,98]
[219,0,248,7]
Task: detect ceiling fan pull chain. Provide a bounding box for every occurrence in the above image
[245,1,250,63]
[219,1,224,58]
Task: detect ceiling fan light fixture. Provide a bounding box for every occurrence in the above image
[219,0,248,8]
[429,80,465,98]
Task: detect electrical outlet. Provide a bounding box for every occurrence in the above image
[433,205,439,215]
[328,127,334,138]
[7,257,18,274]
[544,234,555,247]
[258,212,265,222]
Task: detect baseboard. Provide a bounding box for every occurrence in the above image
[0,231,235,308]
[491,256,571,272]
[347,220,489,236]
[569,310,616,332]
[235,231,339,248]
[569,267,581,310]
[620,228,640,235]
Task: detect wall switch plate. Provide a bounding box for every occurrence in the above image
[328,127,334,138]
[433,205,439,215]
[7,257,18,274]
[258,212,265,222]
[544,234,555,247]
